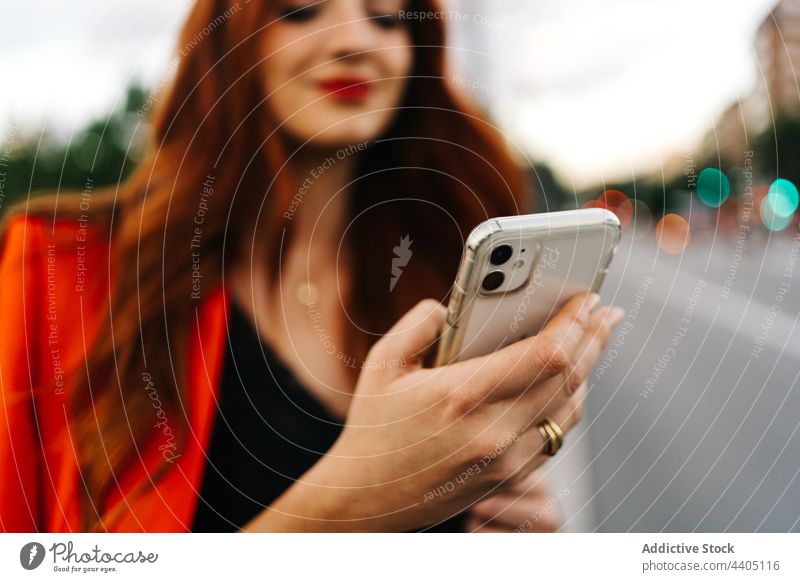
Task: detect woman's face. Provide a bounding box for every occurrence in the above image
[262,0,413,148]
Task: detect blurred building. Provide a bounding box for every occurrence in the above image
[695,0,799,168]
[752,0,800,125]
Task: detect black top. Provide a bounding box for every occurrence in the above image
[191,299,465,532]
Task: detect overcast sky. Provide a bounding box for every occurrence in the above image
[1,0,779,186]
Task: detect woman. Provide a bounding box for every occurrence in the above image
[0,0,624,532]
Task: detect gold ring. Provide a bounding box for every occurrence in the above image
[537,417,564,456]
[543,416,564,443]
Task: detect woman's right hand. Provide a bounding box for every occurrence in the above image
[244,293,624,532]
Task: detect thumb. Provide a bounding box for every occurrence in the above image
[364,299,447,380]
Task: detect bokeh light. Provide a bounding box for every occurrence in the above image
[655,214,691,255]
[597,189,633,228]
[582,189,633,227]
[760,194,794,232]
[764,178,799,219]
[696,167,730,208]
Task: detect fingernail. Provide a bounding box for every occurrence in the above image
[585,293,601,311]
[608,306,626,324]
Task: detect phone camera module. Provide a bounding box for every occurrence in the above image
[490,244,513,265]
[481,270,505,292]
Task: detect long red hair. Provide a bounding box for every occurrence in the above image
[3,0,529,531]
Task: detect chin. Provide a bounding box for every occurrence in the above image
[307,123,385,149]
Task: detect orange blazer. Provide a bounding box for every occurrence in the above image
[0,215,228,532]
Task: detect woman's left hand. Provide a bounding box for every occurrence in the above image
[464,470,564,532]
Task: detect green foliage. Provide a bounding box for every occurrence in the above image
[0,84,149,214]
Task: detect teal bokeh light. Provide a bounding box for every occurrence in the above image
[765,178,799,218]
[760,195,793,231]
[696,168,730,208]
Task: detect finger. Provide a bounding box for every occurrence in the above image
[464,515,511,533]
[470,495,544,525]
[366,298,447,379]
[565,305,625,396]
[487,500,562,533]
[469,491,561,532]
[497,382,587,480]
[470,488,546,520]
[523,380,586,441]
[551,381,587,433]
[501,304,622,426]
[488,351,592,438]
[508,467,549,494]
[449,292,600,405]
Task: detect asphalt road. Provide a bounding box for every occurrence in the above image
[546,224,800,532]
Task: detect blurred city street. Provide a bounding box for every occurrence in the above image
[551,226,800,532]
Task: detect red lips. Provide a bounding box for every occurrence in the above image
[317,78,372,101]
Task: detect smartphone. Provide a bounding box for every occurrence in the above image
[434,208,621,366]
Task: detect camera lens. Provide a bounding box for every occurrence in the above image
[490,244,513,265]
[481,270,505,291]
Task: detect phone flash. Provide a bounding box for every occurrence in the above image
[514,259,525,269]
